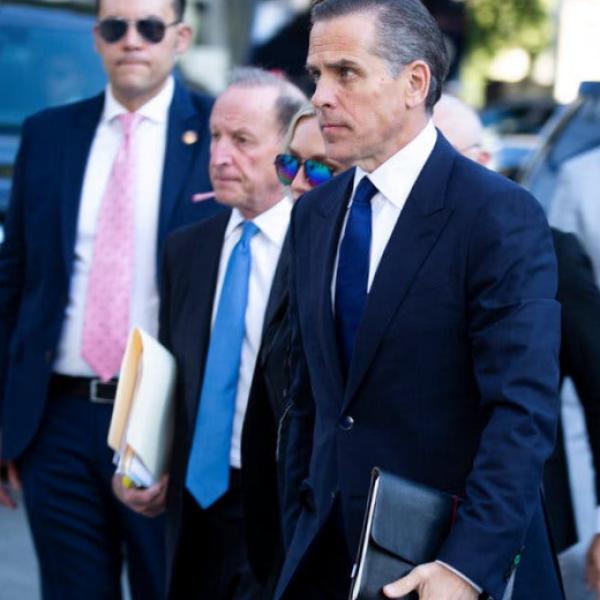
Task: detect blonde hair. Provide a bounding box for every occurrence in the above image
[282,102,318,152]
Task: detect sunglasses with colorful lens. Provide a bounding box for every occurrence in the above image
[97,17,180,44]
[274,154,334,188]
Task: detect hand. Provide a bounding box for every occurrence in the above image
[112,473,168,517]
[0,459,21,508]
[586,534,600,597]
[383,562,479,600]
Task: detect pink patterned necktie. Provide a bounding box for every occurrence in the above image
[82,112,141,381]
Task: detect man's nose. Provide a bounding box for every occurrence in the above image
[122,21,144,48]
[210,139,233,166]
[312,77,335,109]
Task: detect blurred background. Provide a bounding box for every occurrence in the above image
[2,0,600,218]
[1,0,599,598]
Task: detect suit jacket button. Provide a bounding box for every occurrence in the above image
[339,415,354,431]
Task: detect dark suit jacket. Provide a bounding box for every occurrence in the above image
[241,235,290,588]
[0,81,222,461]
[159,210,289,594]
[277,134,563,600]
[544,229,600,552]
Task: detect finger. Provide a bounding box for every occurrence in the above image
[383,569,421,598]
[587,558,599,590]
[122,484,166,513]
[7,463,21,491]
[0,486,17,509]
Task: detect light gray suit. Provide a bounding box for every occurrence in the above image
[549,145,600,284]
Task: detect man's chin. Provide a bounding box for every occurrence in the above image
[213,189,243,207]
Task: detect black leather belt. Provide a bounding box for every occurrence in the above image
[49,374,118,404]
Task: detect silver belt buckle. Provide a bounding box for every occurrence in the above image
[90,379,114,404]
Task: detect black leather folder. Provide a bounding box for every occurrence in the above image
[348,468,459,600]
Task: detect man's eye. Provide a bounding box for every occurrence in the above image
[210,132,220,141]
[309,70,320,82]
[340,67,353,78]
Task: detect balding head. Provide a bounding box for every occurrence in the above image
[433,94,491,166]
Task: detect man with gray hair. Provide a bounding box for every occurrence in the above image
[113,66,305,599]
[276,1,563,599]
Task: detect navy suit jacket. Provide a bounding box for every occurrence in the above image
[159,210,289,594]
[278,134,563,600]
[0,81,222,461]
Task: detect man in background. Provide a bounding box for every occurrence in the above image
[113,67,305,599]
[434,93,600,598]
[0,0,220,597]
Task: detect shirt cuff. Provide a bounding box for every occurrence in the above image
[436,560,483,594]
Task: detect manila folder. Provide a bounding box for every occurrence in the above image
[108,327,177,482]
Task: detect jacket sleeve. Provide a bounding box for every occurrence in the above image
[436,187,561,599]
[0,119,31,440]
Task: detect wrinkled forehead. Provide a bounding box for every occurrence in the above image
[210,85,280,136]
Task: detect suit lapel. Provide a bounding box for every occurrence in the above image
[60,93,104,276]
[343,135,457,407]
[312,171,355,396]
[182,211,230,424]
[157,82,210,253]
[260,232,289,347]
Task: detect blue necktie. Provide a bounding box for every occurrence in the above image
[186,220,259,508]
[335,177,378,373]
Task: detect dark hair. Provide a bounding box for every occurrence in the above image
[95,0,186,21]
[228,67,307,138]
[311,0,449,110]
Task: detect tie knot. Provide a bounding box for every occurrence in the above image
[239,221,259,247]
[353,177,378,206]
[118,112,142,138]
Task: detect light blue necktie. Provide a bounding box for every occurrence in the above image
[186,220,259,508]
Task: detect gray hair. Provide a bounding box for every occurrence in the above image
[311,0,449,110]
[282,102,317,152]
[227,67,307,137]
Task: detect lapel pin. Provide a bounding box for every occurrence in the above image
[182,130,198,145]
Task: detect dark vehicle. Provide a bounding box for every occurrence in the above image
[0,1,106,235]
[481,96,557,181]
[521,81,600,212]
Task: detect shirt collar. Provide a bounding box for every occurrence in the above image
[101,76,175,125]
[352,120,437,208]
[224,196,292,248]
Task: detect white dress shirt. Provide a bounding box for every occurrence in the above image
[331,120,437,303]
[209,197,292,468]
[54,77,174,376]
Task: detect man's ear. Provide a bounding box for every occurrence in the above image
[404,60,431,109]
[175,23,193,55]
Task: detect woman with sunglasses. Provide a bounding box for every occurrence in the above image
[275,103,346,200]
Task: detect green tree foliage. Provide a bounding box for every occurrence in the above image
[467,0,551,58]
[462,0,553,104]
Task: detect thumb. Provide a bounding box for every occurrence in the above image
[383,568,421,598]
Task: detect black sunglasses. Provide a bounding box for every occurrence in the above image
[97,17,181,44]
[274,153,335,188]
